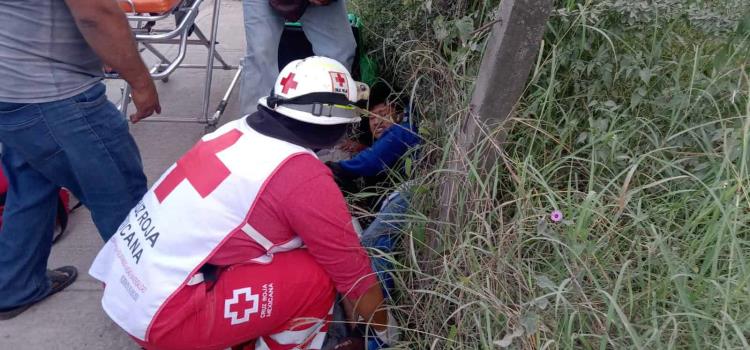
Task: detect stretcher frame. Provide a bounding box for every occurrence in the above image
[109,0,243,126]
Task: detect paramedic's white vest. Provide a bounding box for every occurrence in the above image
[89,119,311,341]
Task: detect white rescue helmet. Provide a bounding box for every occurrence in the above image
[259,56,369,125]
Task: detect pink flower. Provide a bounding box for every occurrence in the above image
[550,210,563,222]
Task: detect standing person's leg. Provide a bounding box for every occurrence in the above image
[45,83,147,240]
[27,83,147,241]
[239,0,285,115]
[0,83,144,317]
[139,250,335,350]
[300,1,356,71]
[0,103,77,317]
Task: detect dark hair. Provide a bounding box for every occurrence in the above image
[352,81,405,146]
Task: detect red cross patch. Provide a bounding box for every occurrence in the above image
[279,72,298,94]
[154,129,243,203]
[224,287,259,325]
[329,71,349,94]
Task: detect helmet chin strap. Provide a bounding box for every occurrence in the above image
[266,92,354,109]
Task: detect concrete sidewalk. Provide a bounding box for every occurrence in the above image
[0,1,245,348]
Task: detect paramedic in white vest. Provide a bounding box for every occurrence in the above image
[89,57,398,350]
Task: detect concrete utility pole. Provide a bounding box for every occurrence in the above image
[439,0,553,223]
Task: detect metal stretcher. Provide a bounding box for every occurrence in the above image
[111,0,243,126]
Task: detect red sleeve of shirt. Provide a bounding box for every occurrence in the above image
[271,154,379,299]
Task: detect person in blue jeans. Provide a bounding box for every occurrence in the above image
[325,83,420,349]
[0,0,161,320]
[240,0,356,115]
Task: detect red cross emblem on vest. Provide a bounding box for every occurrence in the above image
[154,129,243,203]
[280,72,298,94]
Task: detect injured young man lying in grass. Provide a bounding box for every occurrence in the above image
[88,57,398,350]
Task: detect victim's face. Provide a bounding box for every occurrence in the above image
[369,103,398,139]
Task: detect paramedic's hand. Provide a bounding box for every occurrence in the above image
[372,311,400,346]
[309,0,331,5]
[130,79,162,123]
[375,311,401,345]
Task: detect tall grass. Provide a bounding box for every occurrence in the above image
[350,0,750,349]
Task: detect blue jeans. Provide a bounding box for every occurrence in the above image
[360,192,409,350]
[0,83,147,309]
[361,192,410,298]
[239,0,356,114]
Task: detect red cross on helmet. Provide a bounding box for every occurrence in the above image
[259,56,369,125]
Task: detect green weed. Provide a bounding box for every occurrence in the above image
[350,0,750,348]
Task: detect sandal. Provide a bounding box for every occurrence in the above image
[0,266,78,320]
